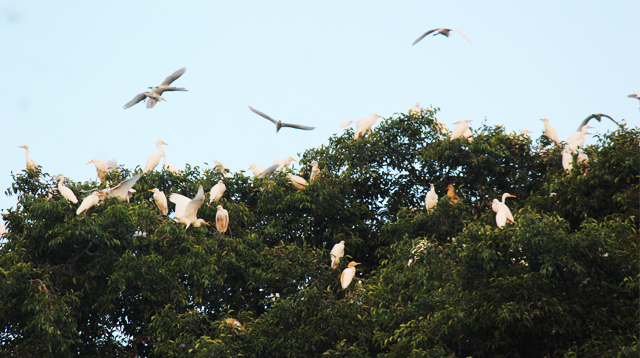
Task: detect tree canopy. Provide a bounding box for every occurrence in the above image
[1,108,638,357]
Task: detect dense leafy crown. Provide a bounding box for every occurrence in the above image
[1,108,638,357]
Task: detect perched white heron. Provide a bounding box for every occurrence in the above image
[566,125,594,146]
[162,156,182,176]
[123,67,188,109]
[520,129,533,136]
[412,28,472,46]
[18,145,37,171]
[273,157,297,171]
[562,147,573,172]
[425,183,438,212]
[76,191,106,215]
[577,150,588,164]
[434,119,449,136]
[148,188,168,216]
[56,175,78,204]
[144,139,168,173]
[462,127,473,143]
[308,161,320,182]
[287,174,308,190]
[248,106,316,132]
[491,199,501,213]
[540,118,561,146]
[566,128,593,153]
[340,114,382,140]
[209,180,226,205]
[105,173,143,202]
[451,120,472,140]
[248,164,266,177]
[216,205,229,233]
[169,185,208,230]
[409,102,421,115]
[212,160,231,177]
[341,261,361,289]
[496,193,516,228]
[330,241,345,269]
[87,158,117,182]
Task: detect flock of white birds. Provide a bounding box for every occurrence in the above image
[3,27,637,294]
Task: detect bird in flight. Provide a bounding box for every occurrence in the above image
[412,28,472,46]
[248,106,316,132]
[124,67,188,109]
[578,113,620,131]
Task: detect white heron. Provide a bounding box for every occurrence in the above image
[425,183,438,212]
[287,174,308,190]
[308,161,320,182]
[577,150,588,164]
[162,156,182,176]
[340,114,382,140]
[144,140,168,173]
[169,185,208,230]
[540,118,561,146]
[216,205,229,233]
[103,173,142,202]
[462,127,473,143]
[451,120,472,140]
[491,199,501,213]
[566,125,594,146]
[87,158,117,182]
[56,175,78,204]
[566,128,593,153]
[434,119,449,136]
[409,102,421,115]
[496,193,516,228]
[212,160,231,177]
[123,67,188,109]
[341,261,361,289]
[412,28,472,45]
[273,157,297,171]
[562,147,573,172]
[148,188,168,216]
[330,241,345,269]
[18,145,37,171]
[209,180,226,205]
[248,164,266,177]
[248,106,316,132]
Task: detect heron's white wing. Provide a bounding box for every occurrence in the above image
[146,98,158,108]
[156,86,187,93]
[109,173,142,200]
[183,186,205,222]
[160,67,186,87]
[450,28,472,43]
[106,158,118,173]
[411,29,437,46]
[123,93,147,109]
[339,119,358,128]
[258,164,280,178]
[249,106,278,125]
[281,122,316,131]
[169,193,191,218]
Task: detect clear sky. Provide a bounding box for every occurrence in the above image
[1,1,638,217]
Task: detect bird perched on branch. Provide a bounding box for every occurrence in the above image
[162,157,182,176]
[451,120,472,140]
[123,67,188,109]
[216,205,229,233]
[87,158,117,182]
[409,102,421,115]
[273,157,297,171]
[425,184,438,212]
[148,188,168,216]
[56,175,78,204]
[209,180,226,205]
[540,118,560,146]
[248,106,316,132]
[212,159,231,178]
[248,164,267,177]
[144,140,168,173]
[412,28,472,46]
[308,161,320,182]
[341,261,361,289]
[340,114,382,140]
[169,186,208,230]
[18,145,37,171]
[76,191,106,215]
[495,193,516,228]
[446,184,460,203]
[287,174,308,190]
[330,241,345,269]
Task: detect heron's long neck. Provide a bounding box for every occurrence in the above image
[157,145,165,156]
[502,194,508,204]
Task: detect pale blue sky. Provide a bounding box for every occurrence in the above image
[1,1,638,217]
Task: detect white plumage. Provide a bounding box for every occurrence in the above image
[425,184,438,212]
[56,175,78,204]
[273,157,297,171]
[540,118,560,145]
[308,161,320,182]
[144,139,168,173]
[341,261,361,289]
[287,174,308,190]
[18,145,37,171]
[209,180,226,204]
[329,241,345,269]
[169,185,207,230]
[451,120,472,140]
[339,114,382,140]
[148,188,168,216]
[216,205,229,233]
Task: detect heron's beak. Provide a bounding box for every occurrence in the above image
[203,221,210,226]
[148,189,154,192]
[354,262,361,266]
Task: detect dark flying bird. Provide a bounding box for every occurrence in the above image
[124,67,188,109]
[412,28,472,46]
[248,106,316,132]
[578,113,620,131]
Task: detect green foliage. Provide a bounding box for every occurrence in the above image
[1,109,637,357]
